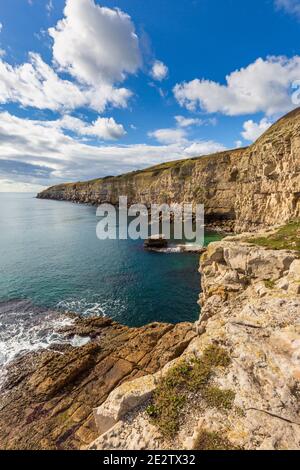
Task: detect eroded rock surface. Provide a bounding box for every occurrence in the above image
[38,108,300,232]
[89,236,300,451]
[0,316,195,449]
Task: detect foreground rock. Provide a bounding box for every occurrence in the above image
[89,234,300,451]
[0,316,196,450]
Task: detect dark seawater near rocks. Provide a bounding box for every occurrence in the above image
[0,300,196,450]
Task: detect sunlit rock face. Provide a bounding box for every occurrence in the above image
[38,108,300,233]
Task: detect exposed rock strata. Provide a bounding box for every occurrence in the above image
[0,316,195,449]
[38,108,300,232]
[89,236,300,450]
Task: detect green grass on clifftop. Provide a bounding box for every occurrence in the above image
[247,220,300,253]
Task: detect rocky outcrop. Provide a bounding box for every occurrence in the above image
[38,108,300,232]
[89,234,300,451]
[0,316,196,450]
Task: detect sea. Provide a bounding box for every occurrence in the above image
[0,192,222,373]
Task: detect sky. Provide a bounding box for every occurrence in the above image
[1,0,300,192]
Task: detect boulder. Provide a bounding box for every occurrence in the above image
[144,235,168,249]
[93,375,156,436]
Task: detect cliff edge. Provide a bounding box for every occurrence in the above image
[89,223,300,450]
[38,108,300,233]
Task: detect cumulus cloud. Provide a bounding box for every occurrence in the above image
[59,115,126,140]
[49,0,141,86]
[275,0,300,19]
[175,116,201,127]
[174,56,300,116]
[0,0,143,113]
[183,141,226,156]
[0,53,132,112]
[0,112,226,191]
[175,115,217,127]
[241,118,273,142]
[235,140,243,148]
[150,60,168,81]
[148,128,187,144]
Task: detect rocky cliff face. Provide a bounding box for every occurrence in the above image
[0,311,195,450]
[38,108,300,232]
[1,232,299,450]
[88,232,300,450]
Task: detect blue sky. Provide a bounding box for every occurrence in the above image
[0,0,300,191]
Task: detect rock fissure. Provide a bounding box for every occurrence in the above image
[245,408,300,426]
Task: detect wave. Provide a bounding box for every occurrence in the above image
[0,300,91,389]
[56,297,126,318]
[56,298,106,317]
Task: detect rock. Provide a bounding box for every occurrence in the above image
[38,108,300,233]
[0,316,196,450]
[90,233,300,451]
[144,235,168,249]
[93,375,156,436]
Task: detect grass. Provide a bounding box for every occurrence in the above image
[264,279,276,289]
[203,387,235,410]
[194,431,241,451]
[246,220,300,253]
[146,345,235,439]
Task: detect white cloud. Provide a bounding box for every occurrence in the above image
[0,53,132,112]
[275,0,300,19]
[49,0,141,86]
[46,0,54,14]
[0,0,143,113]
[150,60,168,81]
[174,56,300,116]
[0,179,45,193]
[0,112,226,190]
[183,141,226,156]
[175,116,202,127]
[235,140,243,148]
[175,115,217,127]
[148,128,187,144]
[0,23,3,33]
[59,115,126,140]
[241,118,273,142]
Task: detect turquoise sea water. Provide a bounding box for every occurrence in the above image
[0,193,222,327]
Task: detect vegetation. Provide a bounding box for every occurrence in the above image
[264,279,276,289]
[194,430,238,451]
[203,387,235,410]
[146,345,235,439]
[247,220,300,253]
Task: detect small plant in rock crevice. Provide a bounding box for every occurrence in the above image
[193,430,241,450]
[146,344,235,439]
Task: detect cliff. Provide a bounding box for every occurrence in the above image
[0,307,195,450]
[88,224,300,450]
[38,108,300,232]
[1,228,299,450]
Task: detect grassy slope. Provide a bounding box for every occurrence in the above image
[246,220,300,253]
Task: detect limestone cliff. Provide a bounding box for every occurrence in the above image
[38,108,300,232]
[89,229,300,450]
